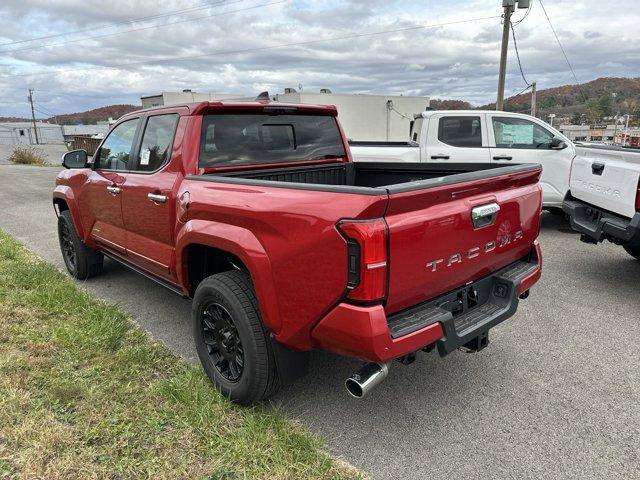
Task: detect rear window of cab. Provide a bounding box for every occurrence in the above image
[199,113,346,167]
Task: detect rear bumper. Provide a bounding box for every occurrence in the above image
[562,195,640,247]
[311,242,542,363]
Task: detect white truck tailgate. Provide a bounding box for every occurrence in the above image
[570,150,640,218]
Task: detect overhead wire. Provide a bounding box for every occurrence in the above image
[510,21,530,88]
[0,0,270,55]
[537,0,587,101]
[0,0,242,48]
[2,15,502,79]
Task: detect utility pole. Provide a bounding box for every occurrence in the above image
[27,89,39,145]
[530,81,537,117]
[624,114,631,146]
[496,3,513,111]
[496,0,530,111]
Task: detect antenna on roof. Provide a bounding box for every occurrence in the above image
[255,91,270,101]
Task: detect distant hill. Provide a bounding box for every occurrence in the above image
[0,116,30,123]
[0,104,139,125]
[48,104,139,125]
[480,77,640,123]
[429,99,473,110]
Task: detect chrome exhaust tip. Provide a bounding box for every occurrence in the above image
[345,362,390,398]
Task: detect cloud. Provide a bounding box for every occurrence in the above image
[0,0,639,117]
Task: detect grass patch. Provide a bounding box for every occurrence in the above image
[8,146,47,166]
[0,232,359,480]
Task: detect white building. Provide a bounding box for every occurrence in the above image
[140,89,430,142]
[140,90,243,109]
[61,124,110,141]
[0,122,64,145]
[275,90,430,141]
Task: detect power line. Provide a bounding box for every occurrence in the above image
[511,84,532,98]
[34,102,59,116]
[2,15,501,79]
[1,0,265,55]
[510,22,530,88]
[538,0,587,101]
[0,0,240,48]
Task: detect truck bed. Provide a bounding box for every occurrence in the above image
[193,161,539,194]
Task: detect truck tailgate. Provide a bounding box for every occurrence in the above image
[569,152,640,218]
[383,165,542,315]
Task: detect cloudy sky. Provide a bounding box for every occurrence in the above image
[0,0,638,118]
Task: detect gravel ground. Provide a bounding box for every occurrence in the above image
[0,163,638,480]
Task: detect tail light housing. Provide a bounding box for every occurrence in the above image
[635,178,640,211]
[337,219,388,303]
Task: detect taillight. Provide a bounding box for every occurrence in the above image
[337,219,388,303]
[635,179,640,211]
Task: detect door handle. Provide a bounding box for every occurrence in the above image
[493,155,513,161]
[106,185,121,195]
[148,193,168,203]
[430,155,450,160]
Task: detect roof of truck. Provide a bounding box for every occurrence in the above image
[132,100,339,117]
[418,109,538,119]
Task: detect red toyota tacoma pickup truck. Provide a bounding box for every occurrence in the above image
[53,100,542,404]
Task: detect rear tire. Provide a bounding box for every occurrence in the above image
[623,245,640,260]
[192,270,280,405]
[57,210,103,280]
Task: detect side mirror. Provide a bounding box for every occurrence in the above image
[550,137,567,150]
[62,150,88,169]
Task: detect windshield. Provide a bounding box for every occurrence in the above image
[199,113,346,167]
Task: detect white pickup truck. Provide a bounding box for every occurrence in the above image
[562,145,640,260]
[350,110,574,210]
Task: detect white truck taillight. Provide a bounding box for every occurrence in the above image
[337,219,388,302]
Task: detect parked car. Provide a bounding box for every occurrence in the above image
[350,110,574,211]
[53,100,543,404]
[563,144,640,259]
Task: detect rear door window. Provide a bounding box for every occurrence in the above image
[438,116,482,147]
[199,113,346,167]
[133,114,179,172]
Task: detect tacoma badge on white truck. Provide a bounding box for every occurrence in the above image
[563,146,640,260]
[350,110,575,210]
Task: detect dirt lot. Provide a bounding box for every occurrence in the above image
[0,144,67,165]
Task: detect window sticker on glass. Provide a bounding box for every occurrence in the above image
[140,148,151,166]
[500,124,533,145]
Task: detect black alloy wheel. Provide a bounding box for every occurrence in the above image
[59,220,76,271]
[201,302,244,382]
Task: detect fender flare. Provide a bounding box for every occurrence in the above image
[175,220,281,334]
[52,186,86,240]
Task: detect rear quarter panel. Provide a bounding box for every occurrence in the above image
[177,179,388,349]
[351,145,420,163]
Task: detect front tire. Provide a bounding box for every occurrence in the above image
[193,270,279,405]
[57,210,103,279]
[623,245,640,261]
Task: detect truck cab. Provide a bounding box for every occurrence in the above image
[351,110,575,209]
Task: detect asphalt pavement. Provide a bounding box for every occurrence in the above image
[0,164,638,479]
